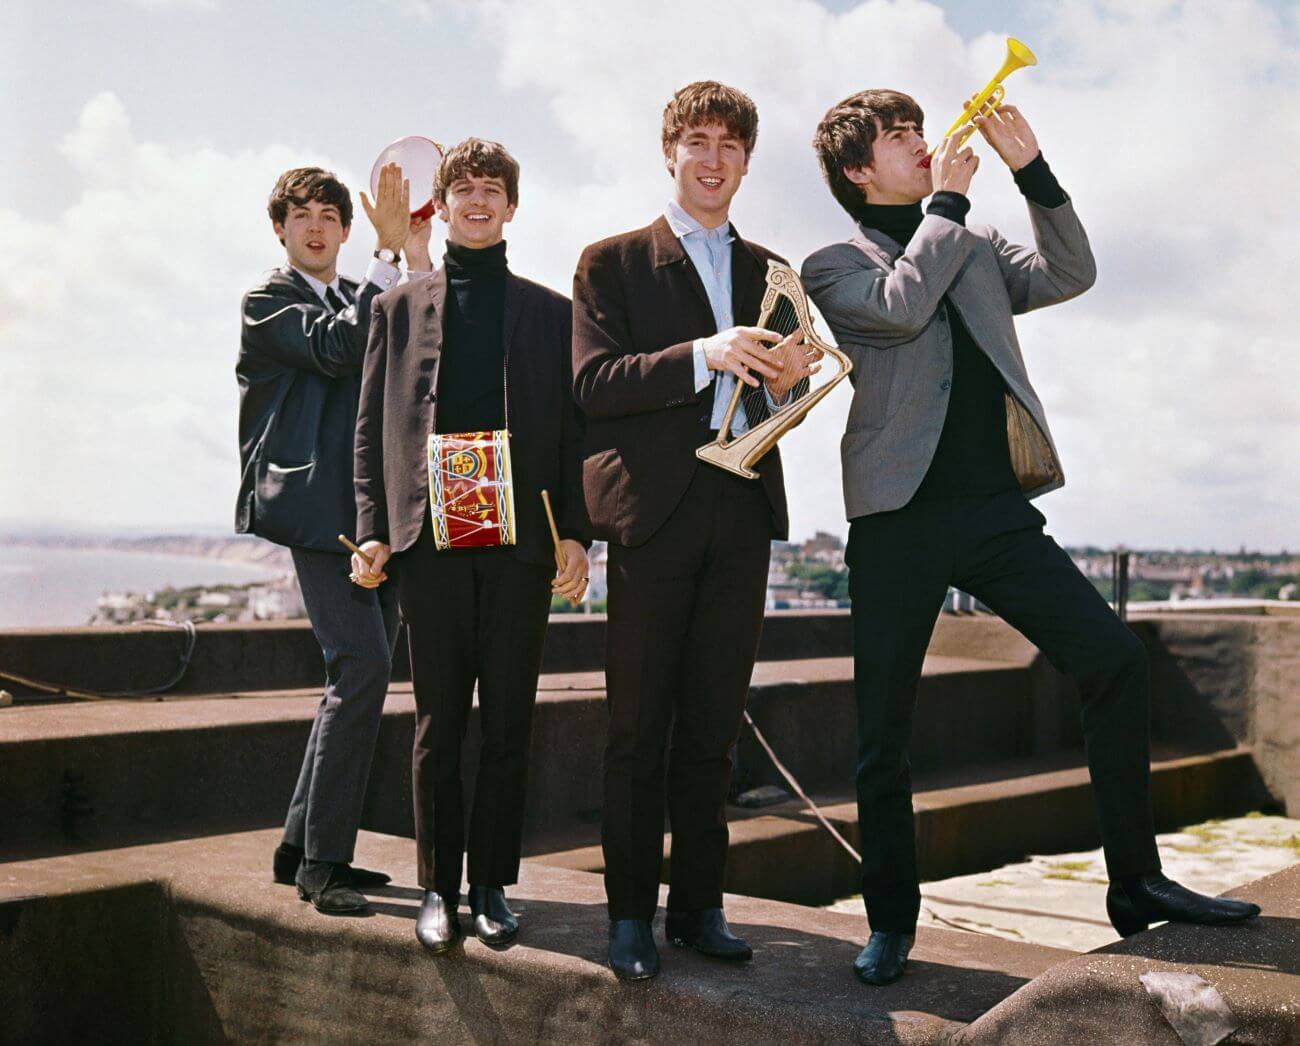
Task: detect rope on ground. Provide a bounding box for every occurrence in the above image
[742,708,861,863]
[744,708,1001,938]
[0,619,197,702]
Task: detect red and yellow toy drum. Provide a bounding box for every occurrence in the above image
[427,430,517,550]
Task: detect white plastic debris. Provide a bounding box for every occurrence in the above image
[1140,971,1239,1046]
[0,690,13,707]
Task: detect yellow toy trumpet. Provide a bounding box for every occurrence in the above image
[932,37,1037,154]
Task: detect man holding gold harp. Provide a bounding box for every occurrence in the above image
[572,80,818,981]
[802,63,1261,987]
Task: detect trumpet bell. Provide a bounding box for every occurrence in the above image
[1003,37,1037,75]
[936,36,1038,151]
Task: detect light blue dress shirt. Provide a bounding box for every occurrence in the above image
[664,200,785,434]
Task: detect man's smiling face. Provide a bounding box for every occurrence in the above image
[667,121,750,229]
[437,173,516,249]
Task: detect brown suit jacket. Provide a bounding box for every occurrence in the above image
[354,267,586,564]
[572,215,794,547]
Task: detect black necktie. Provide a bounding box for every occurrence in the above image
[325,285,349,313]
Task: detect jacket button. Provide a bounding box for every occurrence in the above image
[940,379,952,391]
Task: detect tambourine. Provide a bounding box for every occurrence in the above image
[370,136,445,221]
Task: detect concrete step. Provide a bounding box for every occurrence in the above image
[0,828,1076,1044]
[533,745,1273,906]
[2,655,1046,861]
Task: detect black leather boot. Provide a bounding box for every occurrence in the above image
[853,931,914,985]
[415,890,461,953]
[274,842,391,888]
[1107,873,1261,937]
[295,859,368,915]
[608,919,659,981]
[469,886,519,945]
[665,908,752,960]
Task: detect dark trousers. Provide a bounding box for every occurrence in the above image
[283,548,401,864]
[602,465,773,921]
[847,492,1161,933]
[398,525,554,897]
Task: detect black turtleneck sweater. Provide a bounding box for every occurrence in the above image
[436,240,509,435]
[859,154,1066,502]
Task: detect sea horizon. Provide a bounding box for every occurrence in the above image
[0,545,286,629]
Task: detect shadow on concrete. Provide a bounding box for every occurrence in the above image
[1141,621,1249,753]
[1103,915,1300,977]
[361,886,1038,1028]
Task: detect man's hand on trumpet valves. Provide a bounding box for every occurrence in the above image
[931,134,980,196]
[552,539,589,603]
[968,102,1039,172]
[350,540,391,588]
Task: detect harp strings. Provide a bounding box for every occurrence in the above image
[761,292,810,384]
[767,294,801,338]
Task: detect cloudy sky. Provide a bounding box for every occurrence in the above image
[2,0,1297,551]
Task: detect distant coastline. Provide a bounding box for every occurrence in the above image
[3,534,293,572]
[0,539,291,629]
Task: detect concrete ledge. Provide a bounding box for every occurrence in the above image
[959,863,1300,1044]
[0,829,1074,1045]
[0,610,855,697]
[1,656,1040,861]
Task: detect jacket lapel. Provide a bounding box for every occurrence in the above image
[850,226,902,271]
[279,264,319,303]
[649,214,717,333]
[729,226,762,325]
[420,267,447,357]
[502,273,527,424]
[411,268,447,429]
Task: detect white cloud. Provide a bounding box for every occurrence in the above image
[0,91,366,530]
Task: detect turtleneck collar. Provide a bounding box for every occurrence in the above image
[443,239,509,277]
[859,201,924,249]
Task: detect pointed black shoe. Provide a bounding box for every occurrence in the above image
[665,908,752,961]
[295,859,369,915]
[273,843,391,888]
[609,919,660,981]
[415,890,461,954]
[469,886,519,945]
[853,931,914,985]
[1107,873,1262,937]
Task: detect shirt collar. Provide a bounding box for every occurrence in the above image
[663,199,734,246]
[289,264,343,305]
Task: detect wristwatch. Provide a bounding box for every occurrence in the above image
[374,247,399,265]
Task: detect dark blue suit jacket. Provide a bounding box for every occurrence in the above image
[235,265,384,551]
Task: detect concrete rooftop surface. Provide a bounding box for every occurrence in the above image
[2,608,1298,1042]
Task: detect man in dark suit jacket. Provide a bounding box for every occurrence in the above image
[236,163,427,914]
[351,139,588,954]
[572,82,816,981]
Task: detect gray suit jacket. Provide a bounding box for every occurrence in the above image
[801,199,1096,520]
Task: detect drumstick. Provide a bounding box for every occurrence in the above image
[540,490,565,569]
[337,534,374,566]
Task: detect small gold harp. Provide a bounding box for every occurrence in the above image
[696,260,852,479]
